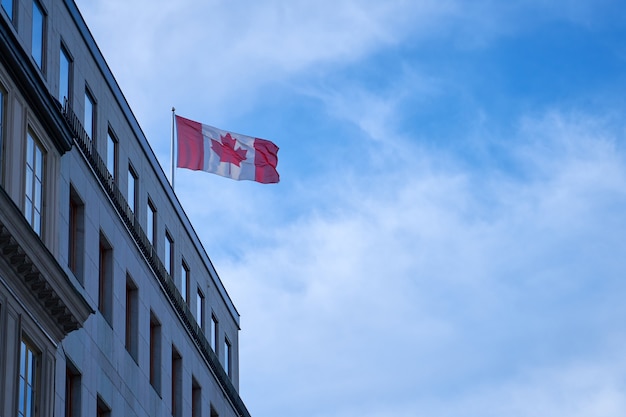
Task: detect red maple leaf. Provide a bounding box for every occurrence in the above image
[211,133,247,166]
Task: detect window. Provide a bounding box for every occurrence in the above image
[98,232,113,325]
[125,275,138,361]
[68,185,85,282]
[210,314,218,352]
[149,311,162,393]
[31,1,45,70]
[96,396,110,417]
[59,45,72,104]
[181,260,189,304]
[84,89,95,142]
[147,198,156,246]
[106,130,116,179]
[1,0,13,21]
[18,338,38,417]
[192,378,201,417]
[172,346,182,417]
[128,164,137,214]
[224,338,231,377]
[65,360,81,417]
[0,86,5,182]
[164,230,173,277]
[24,131,44,236]
[210,404,219,417]
[0,302,6,370]
[196,288,205,330]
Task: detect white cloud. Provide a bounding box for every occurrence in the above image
[212,110,626,417]
[76,0,452,118]
[76,0,618,117]
[74,0,623,172]
[424,356,626,417]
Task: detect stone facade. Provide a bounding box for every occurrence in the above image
[0,1,250,416]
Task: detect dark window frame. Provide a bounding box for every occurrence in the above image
[196,287,205,331]
[125,275,139,361]
[84,87,96,143]
[68,185,85,283]
[98,231,113,325]
[127,162,138,214]
[171,346,182,417]
[31,0,47,71]
[0,85,5,183]
[149,311,162,394]
[164,230,173,277]
[59,42,73,104]
[19,337,40,417]
[210,313,218,353]
[96,395,111,417]
[224,337,232,377]
[147,197,156,247]
[65,359,81,417]
[181,259,190,305]
[191,377,201,417]
[1,0,15,22]
[106,128,117,181]
[24,130,45,237]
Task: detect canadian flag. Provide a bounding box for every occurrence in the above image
[175,115,279,184]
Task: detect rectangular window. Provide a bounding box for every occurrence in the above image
[84,89,95,142]
[128,164,137,214]
[149,311,162,393]
[106,130,116,180]
[172,346,182,417]
[181,260,189,304]
[68,185,85,283]
[65,360,81,417]
[125,275,138,361]
[147,198,156,246]
[210,404,219,417]
[96,395,110,417]
[25,131,44,236]
[192,378,201,417]
[0,87,5,182]
[224,337,231,377]
[196,288,205,330]
[59,45,72,104]
[18,338,38,417]
[164,230,173,277]
[31,1,45,70]
[210,314,218,352]
[1,0,13,21]
[98,232,113,325]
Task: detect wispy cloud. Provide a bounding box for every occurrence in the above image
[213,110,626,416]
[77,0,452,112]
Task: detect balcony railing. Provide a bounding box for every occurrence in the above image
[60,99,250,417]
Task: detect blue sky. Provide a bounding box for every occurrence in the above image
[77,1,626,416]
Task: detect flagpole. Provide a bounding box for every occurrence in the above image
[171,107,176,190]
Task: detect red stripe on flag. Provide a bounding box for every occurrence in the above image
[176,115,204,170]
[253,138,280,184]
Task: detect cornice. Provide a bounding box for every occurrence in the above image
[0,186,93,340]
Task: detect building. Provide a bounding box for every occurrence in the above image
[0,0,252,416]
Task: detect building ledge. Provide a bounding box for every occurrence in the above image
[0,186,93,340]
